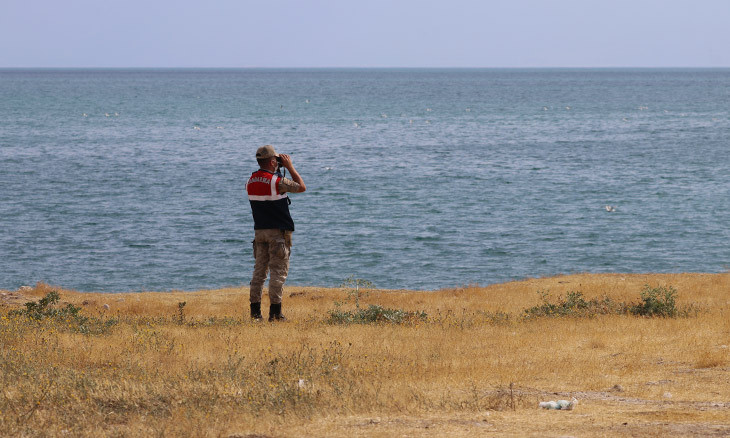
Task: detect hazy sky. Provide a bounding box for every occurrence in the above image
[2,0,729,68]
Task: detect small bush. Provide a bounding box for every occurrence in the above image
[177,301,186,325]
[328,276,427,324]
[10,291,117,334]
[524,291,622,318]
[630,285,678,317]
[11,291,82,320]
[524,285,690,319]
[327,304,427,325]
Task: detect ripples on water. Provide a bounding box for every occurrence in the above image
[1,69,728,291]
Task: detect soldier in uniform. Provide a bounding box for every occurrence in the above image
[245,145,306,321]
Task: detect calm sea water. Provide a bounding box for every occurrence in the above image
[1,69,728,292]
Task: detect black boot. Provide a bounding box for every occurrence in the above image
[268,303,286,322]
[250,302,262,320]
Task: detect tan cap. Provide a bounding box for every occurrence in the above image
[256,145,279,160]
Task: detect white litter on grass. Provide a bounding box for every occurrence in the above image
[539,398,578,410]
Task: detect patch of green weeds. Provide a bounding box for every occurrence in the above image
[629,284,680,317]
[327,304,427,325]
[11,291,80,320]
[524,290,623,318]
[10,291,117,335]
[524,285,695,319]
[176,301,186,324]
[327,277,427,324]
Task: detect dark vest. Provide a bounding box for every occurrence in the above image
[246,170,295,231]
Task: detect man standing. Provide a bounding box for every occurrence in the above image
[246,145,306,321]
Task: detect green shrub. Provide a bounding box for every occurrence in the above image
[327,304,427,325]
[524,291,621,318]
[524,285,688,319]
[630,285,678,317]
[10,291,82,320]
[10,291,117,334]
[327,276,426,324]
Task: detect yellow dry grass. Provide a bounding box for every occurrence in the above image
[1,273,729,437]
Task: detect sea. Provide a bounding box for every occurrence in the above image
[1,68,728,292]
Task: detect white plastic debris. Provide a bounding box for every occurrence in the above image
[539,401,559,409]
[539,398,578,410]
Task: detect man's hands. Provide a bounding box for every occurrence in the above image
[279,154,306,192]
[279,154,294,170]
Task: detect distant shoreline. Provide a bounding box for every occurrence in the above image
[2,271,725,296]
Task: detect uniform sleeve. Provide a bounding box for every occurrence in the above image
[278,177,302,194]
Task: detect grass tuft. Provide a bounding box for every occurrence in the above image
[326,304,427,325]
[524,291,625,318]
[524,286,695,319]
[629,284,679,317]
[9,291,117,335]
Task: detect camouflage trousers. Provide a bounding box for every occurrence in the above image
[250,229,292,304]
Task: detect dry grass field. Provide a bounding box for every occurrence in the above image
[1,273,729,437]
